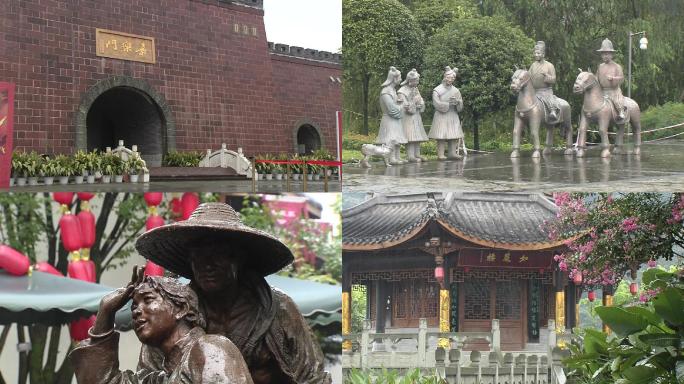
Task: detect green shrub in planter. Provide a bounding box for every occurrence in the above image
[100,153,122,176]
[24,152,44,178]
[127,154,145,174]
[53,154,75,177]
[73,150,90,176]
[11,151,28,177]
[162,151,203,167]
[87,150,102,174]
[41,157,61,177]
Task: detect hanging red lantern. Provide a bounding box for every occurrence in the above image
[76,192,95,201]
[630,282,638,295]
[146,214,165,231]
[70,315,96,341]
[59,214,83,253]
[588,290,596,302]
[34,262,63,276]
[181,193,200,220]
[82,259,96,283]
[77,210,96,250]
[0,245,31,276]
[170,197,182,221]
[52,192,75,206]
[573,271,582,285]
[145,261,165,276]
[68,259,90,281]
[434,266,444,280]
[144,192,163,207]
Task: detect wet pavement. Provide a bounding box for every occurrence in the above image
[6,179,342,193]
[343,140,684,192]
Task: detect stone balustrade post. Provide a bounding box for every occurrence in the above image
[491,318,501,355]
[418,318,427,367]
[360,320,370,369]
[435,347,446,378]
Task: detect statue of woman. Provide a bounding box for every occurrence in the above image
[397,68,428,162]
[376,66,407,164]
[430,66,464,160]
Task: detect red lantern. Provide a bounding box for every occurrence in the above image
[588,290,596,302]
[181,193,200,220]
[77,210,96,250]
[52,192,74,206]
[630,282,638,295]
[170,197,182,220]
[59,214,83,252]
[144,192,163,207]
[434,266,444,280]
[34,262,63,276]
[146,214,165,231]
[70,315,95,341]
[464,266,470,273]
[0,245,31,276]
[68,259,90,281]
[144,261,165,276]
[76,192,95,201]
[82,259,96,283]
[573,271,582,285]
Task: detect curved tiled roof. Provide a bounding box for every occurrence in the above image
[343,192,566,250]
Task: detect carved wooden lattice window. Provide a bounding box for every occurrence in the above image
[464,280,490,319]
[412,282,438,319]
[394,280,408,319]
[495,281,521,320]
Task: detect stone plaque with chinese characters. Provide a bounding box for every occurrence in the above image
[96,29,156,64]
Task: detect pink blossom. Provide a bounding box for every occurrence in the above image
[621,217,639,233]
[647,259,657,268]
[559,261,568,271]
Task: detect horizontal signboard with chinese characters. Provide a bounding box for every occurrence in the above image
[96,29,156,64]
[457,248,554,269]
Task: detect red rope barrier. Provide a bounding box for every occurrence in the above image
[254,159,342,166]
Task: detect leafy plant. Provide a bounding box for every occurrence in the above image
[126,154,145,174]
[72,150,89,175]
[53,154,73,177]
[24,151,44,177]
[87,150,102,173]
[40,157,60,177]
[11,151,28,177]
[346,368,447,384]
[564,267,684,384]
[100,153,123,176]
[162,151,203,167]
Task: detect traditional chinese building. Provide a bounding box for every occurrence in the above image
[0,0,341,166]
[342,192,586,352]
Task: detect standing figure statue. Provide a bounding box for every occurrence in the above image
[510,41,573,158]
[376,66,407,165]
[397,68,428,162]
[135,203,332,384]
[430,66,465,160]
[573,40,642,158]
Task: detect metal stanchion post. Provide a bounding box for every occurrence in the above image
[302,161,307,192]
[323,166,329,192]
[286,162,291,192]
[251,157,256,193]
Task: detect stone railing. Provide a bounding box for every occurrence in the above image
[199,143,252,178]
[343,319,570,384]
[268,42,342,65]
[107,140,149,182]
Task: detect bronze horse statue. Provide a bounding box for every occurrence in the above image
[573,69,642,158]
[509,69,573,158]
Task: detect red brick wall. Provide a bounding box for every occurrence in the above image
[270,54,342,157]
[0,0,340,157]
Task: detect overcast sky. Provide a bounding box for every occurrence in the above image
[263,0,342,53]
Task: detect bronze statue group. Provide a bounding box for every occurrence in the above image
[69,203,331,384]
[365,38,642,167]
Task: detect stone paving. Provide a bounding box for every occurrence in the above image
[343,140,684,192]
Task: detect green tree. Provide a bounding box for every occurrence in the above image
[423,16,534,149]
[343,0,424,135]
[412,0,478,42]
[0,193,148,384]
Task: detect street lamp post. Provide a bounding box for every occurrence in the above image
[627,31,648,99]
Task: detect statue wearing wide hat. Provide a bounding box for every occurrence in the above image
[134,203,331,384]
[596,38,626,120]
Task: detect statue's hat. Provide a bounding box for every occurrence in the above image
[596,38,616,53]
[135,203,294,278]
[400,68,420,86]
[534,41,546,53]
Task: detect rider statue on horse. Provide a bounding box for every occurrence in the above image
[596,38,627,121]
[529,41,561,124]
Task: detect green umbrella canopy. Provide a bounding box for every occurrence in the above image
[0,271,341,328]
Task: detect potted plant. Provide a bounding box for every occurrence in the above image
[54,154,73,185]
[100,153,116,183]
[273,164,283,180]
[73,150,89,184]
[114,156,127,183]
[40,156,60,185]
[11,152,27,186]
[86,150,100,183]
[127,154,145,183]
[291,155,302,180]
[25,151,43,185]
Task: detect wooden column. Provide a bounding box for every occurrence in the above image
[602,285,614,334]
[375,280,386,333]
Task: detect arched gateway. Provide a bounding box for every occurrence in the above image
[75,76,176,167]
[342,192,582,352]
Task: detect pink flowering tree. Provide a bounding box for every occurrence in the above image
[545,193,684,289]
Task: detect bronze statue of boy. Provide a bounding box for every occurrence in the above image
[70,267,253,383]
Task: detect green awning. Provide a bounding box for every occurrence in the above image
[0,271,341,328]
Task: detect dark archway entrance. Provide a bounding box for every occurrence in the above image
[86,87,164,166]
[296,124,322,154]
